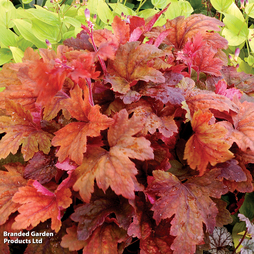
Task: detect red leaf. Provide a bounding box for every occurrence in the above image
[61,219,128,254]
[73,109,154,202]
[12,179,72,232]
[0,163,27,225]
[70,188,134,241]
[215,79,242,100]
[146,169,227,254]
[63,30,94,51]
[0,100,53,161]
[24,152,58,184]
[129,4,169,42]
[183,110,234,175]
[52,85,114,165]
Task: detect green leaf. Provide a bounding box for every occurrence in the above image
[164,0,193,20]
[63,16,81,28]
[137,8,157,19]
[97,0,114,25]
[225,2,244,21]
[210,0,233,13]
[239,193,254,220]
[22,0,33,4]
[86,0,100,14]
[0,48,13,65]
[151,0,168,9]
[9,46,24,63]
[246,3,254,19]
[0,0,16,28]
[232,222,246,250]
[0,25,18,47]
[17,36,34,51]
[13,19,46,49]
[32,18,59,43]
[108,3,136,16]
[222,14,249,46]
[27,5,59,26]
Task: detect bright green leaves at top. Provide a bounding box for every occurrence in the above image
[164,0,193,20]
[210,0,234,13]
[0,0,16,29]
[151,0,168,9]
[27,5,59,26]
[245,3,254,19]
[222,14,249,46]
[97,0,114,25]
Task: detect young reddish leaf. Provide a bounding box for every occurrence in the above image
[129,4,169,42]
[52,85,114,165]
[70,188,134,241]
[0,163,27,225]
[184,110,234,175]
[106,42,166,94]
[73,109,154,202]
[61,219,127,254]
[215,80,242,100]
[24,152,57,184]
[64,30,94,51]
[0,100,53,161]
[65,52,100,83]
[12,179,72,233]
[191,43,223,77]
[146,169,227,254]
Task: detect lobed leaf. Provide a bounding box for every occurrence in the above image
[0,100,53,161]
[0,163,27,225]
[184,110,234,175]
[52,85,114,165]
[73,109,154,202]
[12,179,72,233]
[146,169,228,254]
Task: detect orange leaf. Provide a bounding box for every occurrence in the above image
[106,42,166,94]
[148,14,224,50]
[0,163,27,225]
[12,179,72,233]
[146,169,227,254]
[52,85,114,164]
[183,110,234,175]
[231,100,254,152]
[73,109,154,202]
[185,90,239,116]
[0,100,53,161]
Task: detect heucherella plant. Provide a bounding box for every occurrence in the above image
[1,4,254,254]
